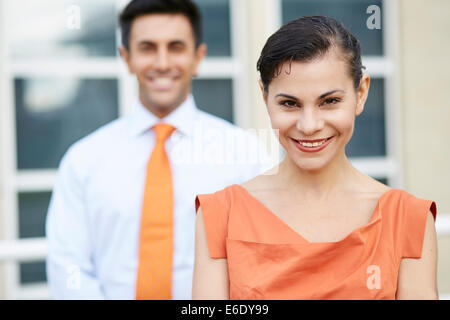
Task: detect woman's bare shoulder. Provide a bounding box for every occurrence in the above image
[354,174,392,202]
[240,174,277,195]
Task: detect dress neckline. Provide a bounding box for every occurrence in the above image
[231,184,396,245]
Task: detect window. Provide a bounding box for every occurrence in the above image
[15,78,119,169]
[0,0,248,299]
[282,0,384,55]
[18,191,51,285]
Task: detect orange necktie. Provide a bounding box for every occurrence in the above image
[136,123,176,300]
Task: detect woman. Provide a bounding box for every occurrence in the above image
[192,16,438,300]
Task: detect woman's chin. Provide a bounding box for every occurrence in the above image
[289,157,330,173]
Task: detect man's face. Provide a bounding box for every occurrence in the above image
[120,14,207,118]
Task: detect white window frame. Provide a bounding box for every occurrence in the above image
[0,0,249,299]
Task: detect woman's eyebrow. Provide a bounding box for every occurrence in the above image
[275,93,298,100]
[275,90,346,101]
[318,89,346,99]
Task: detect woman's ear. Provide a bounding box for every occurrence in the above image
[355,74,370,116]
[259,80,268,105]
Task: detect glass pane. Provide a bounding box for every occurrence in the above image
[8,0,117,58]
[18,192,51,238]
[347,78,385,157]
[18,191,50,285]
[15,78,119,169]
[192,78,233,123]
[375,177,388,186]
[20,262,47,285]
[282,0,383,56]
[196,0,231,56]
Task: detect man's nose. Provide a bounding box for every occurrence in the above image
[296,107,324,136]
[155,48,170,71]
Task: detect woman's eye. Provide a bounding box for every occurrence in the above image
[280,100,297,108]
[321,98,340,106]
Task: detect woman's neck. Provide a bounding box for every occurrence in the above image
[276,152,360,201]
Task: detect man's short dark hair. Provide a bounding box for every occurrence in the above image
[119,0,203,50]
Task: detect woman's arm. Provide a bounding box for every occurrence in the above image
[396,211,438,299]
[192,208,229,299]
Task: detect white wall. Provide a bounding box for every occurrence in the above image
[399,0,450,295]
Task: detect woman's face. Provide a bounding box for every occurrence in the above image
[262,48,370,172]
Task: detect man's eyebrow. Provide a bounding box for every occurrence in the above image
[137,40,155,46]
[169,40,186,45]
[318,89,346,99]
[136,39,187,46]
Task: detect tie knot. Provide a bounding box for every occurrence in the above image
[153,123,176,142]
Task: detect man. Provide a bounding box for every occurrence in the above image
[46,0,271,299]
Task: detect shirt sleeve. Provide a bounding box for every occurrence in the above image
[195,189,231,259]
[46,146,105,299]
[400,192,437,259]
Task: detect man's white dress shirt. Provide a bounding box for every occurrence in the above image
[46,95,271,299]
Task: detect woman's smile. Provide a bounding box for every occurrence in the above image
[291,136,334,153]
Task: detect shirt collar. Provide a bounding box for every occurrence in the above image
[129,94,197,137]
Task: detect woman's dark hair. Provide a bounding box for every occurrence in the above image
[119,0,202,50]
[257,16,365,91]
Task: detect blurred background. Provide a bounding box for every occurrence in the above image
[0,0,449,299]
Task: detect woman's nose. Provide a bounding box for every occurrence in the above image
[296,108,324,136]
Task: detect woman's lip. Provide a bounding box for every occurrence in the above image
[291,136,334,153]
[296,136,333,143]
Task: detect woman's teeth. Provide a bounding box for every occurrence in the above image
[297,138,328,147]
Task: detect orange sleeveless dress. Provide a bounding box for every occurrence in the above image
[195,185,437,300]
